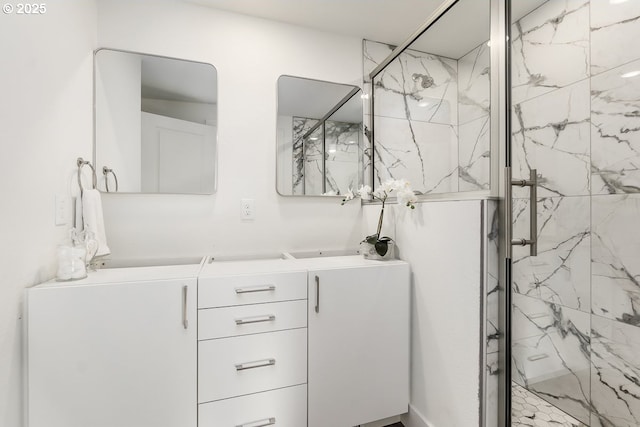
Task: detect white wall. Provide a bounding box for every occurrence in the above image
[0,1,98,425]
[96,0,365,260]
[364,200,483,427]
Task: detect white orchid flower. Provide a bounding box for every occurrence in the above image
[357,185,372,199]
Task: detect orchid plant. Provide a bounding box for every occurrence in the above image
[342,179,418,256]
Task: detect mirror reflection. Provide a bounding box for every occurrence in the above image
[277,76,363,196]
[94,49,217,194]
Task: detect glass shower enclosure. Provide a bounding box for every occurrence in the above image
[366,0,640,425]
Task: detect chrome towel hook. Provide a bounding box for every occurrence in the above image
[76,157,97,195]
[102,166,119,192]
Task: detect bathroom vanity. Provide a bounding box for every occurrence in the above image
[24,255,409,427]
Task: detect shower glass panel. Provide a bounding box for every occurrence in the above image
[365,0,491,196]
[509,0,640,426]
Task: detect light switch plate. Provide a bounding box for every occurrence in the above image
[55,194,70,226]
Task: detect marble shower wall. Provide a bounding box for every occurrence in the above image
[363,40,490,194]
[511,0,640,425]
[291,117,360,195]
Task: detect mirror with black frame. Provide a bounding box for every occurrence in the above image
[276,75,363,196]
[94,48,218,194]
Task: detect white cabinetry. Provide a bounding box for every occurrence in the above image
[25,269,198,427]
[197,268,308,427]
[307,262,410,427]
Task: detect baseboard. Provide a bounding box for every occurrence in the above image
[361,415,402,427]
[400,405,431,427]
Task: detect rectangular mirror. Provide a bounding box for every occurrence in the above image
[94,48,217,194]
[276,75,363,196]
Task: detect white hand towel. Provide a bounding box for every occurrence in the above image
[81,189,111,257]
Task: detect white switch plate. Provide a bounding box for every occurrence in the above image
[55,194,70,226]
[241,198,255,220]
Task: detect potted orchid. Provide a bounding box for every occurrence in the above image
[342,179,417,259]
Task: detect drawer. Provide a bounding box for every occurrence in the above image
[198,328,307,403]
[198,271,307,309]
[199,300,307,340]
[198,384,307,427]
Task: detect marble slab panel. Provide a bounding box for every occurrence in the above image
[512,293,591,424]
[292,117,319,195]
[486,200,500,354]
[512,196,591,313]
[591,315,640,426]
[366,40,458,126]
[373,115,458,194]
[512,79,591,198]
[511,0,590,104]
[591,59,640,195]
[591,0,640,76]
[592,194,640,326]
[486,351,499,427]
[459,42,491,125]
[459,114,490,192]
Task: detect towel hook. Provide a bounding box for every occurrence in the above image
[102,166,119,192]
[76,157,97,194]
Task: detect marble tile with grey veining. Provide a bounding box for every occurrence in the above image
[591,59,640,195]
[511,0,590,104]
[486,351,499,427]
[486,200,500,354]
[292,117,319,195]
[591,315,640,427]
[512,293,591,424]
[592,194,640,326]
[591,0,640,76]
[512,196,591,313]
[459,114,490,191]
[512,79,591,198]
[512,382,586,427]
[366,40,458,126]
[459,42,490,125]
[324,121,361,195]
[373,115,458,194]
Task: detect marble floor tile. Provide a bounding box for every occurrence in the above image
[512,293,591,424]
[512,382,586,427]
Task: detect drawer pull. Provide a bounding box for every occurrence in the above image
[236,417,276,427]
[235,315,276,325]
[235,358,276,371]
[182,285,189,329]
[235,285,276,294]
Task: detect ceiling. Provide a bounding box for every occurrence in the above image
[183,0,548,59]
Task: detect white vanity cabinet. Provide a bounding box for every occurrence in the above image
[24,266,199,427]
[197,266,308,427]
[307,261,410,427]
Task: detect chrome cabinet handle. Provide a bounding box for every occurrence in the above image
[236,417,276,427]
[235,285,276,294]
[235,315,276,325]
[182,285,188,329]
[235,358,276,371]
[315,275,320,313]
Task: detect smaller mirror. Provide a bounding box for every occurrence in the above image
[94,49,217,194]
[276,76,363,196]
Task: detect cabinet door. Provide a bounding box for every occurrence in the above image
[307,264,410,427]
[26,278,197,427]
